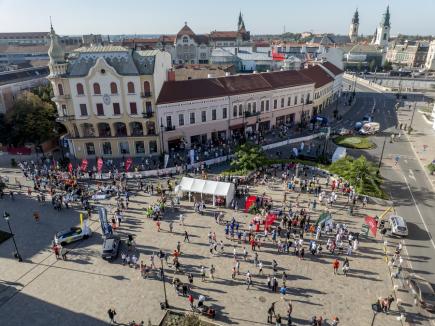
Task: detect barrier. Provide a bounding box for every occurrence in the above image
[344,73,392,92]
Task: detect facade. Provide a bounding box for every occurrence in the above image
[47,25,172,159]
[342,44,385,70]
[156,63,342,152]
[0,32,48,45]
[386,41,429,68]
[372,6,391,48]
[425,41,435,71]
[348,9,359,43]
[82,34,103,46]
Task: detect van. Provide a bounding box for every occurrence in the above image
[389,215,408,237]
[101,235,121,260]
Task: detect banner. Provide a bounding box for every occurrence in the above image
[189,149,195,164]
[67,162,73,173]
[98,207,112,236]
[125,157,133,172]
[265,213,277,227]
[364,216,378,236]
[244,196,257,212]
[272,51,285,61]
[164,154,169,169]
[97,158,103,173]
[80,159,88,172]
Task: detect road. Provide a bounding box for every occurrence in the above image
[340,81,435,323]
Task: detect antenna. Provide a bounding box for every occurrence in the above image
[49,16,53,29]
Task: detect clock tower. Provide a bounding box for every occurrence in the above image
[348,9,359,43]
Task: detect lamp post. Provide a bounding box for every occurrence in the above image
[3,212,22,262]
[159,258,169,309]
[408,102,417,134]
[160,118,165,154]
[377,136,387,174]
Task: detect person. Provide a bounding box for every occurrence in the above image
[169,221,174,233]
[60,246,68,260]
[188,294,194,309]
[33,211,40,223]
[107,308,116,324]
[156,220,161,232]
[210,264,215,280]
[287,301,293,326]
[333,259,339,275]
[331,316,339,326]
[342,258,350,276]
[275,314,282,326]
[267,302,276,324]
[52,243,60,259]
[184,231,190,243]
[200,266,206,281]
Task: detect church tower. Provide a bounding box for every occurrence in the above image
[237,11,246,33]
[374,6,391,47]
[348,9,359,43]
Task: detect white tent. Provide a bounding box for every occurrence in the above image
[176,177,235,207]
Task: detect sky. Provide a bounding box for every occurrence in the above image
[0,0,434,36]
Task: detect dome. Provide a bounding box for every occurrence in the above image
[48,25,65,64]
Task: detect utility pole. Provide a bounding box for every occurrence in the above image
[160,258,169,309]
[409,102,417,134]
[378,136,387,172]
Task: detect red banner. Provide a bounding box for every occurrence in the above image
[80,159,88,172]
[97,158,103,173]
[67,163,73,173]
[125,157,133,172]
[244,196,257,212]
[364,216,378,236]
[272,51,285,61]
[265,213,277,227]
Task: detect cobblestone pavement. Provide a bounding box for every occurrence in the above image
[0,167,403,326]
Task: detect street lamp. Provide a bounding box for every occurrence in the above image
[408,102,417,134]
[3,212,23,262]
[159,258,169,309]
[377,136,387,174]
[159,118,165,154]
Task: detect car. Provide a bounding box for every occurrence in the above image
[101,235,121,261]
[54,226,92,245]
[388,215,408,237]
[338,128,353,136]
[406,274,435,313]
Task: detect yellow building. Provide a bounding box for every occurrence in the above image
[47,25,171,159]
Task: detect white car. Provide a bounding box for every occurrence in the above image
[54,226,92,245]
[389,215,408,237]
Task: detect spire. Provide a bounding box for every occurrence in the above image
[48,21,65,65]
[352,8,359,24]
[382,5,391,28]
[238,12,245,32]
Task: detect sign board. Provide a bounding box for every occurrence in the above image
[98,207,112,236]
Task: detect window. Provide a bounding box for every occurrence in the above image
[113,103,120,115]
[110,82,118,94]
[281,98,284,108]
[58,84,64,96]
[179,114,184,126]
[300,95,304,104]
[135,141,145,154]
[143,81,151,96]
[190,112,195,124]
[96,103,104,116]
[273,99,277,109]
[261,101,264,112]
[233,105,237,117]
[146,101,152,113]
[211,109,217,121]
[247,103,251,113]
[238,104,243,116]
[149,140,158,153]
[129,102,137,115]
[102,142,112,155]
[61,104,67,116]
[183,36,189,43]
[119,142,130,154]
[294,96,298,105]
[93,83,101,95]
[222,107,227,119]
[86,143,95,155]
[76,83,84,95]
[201,111,207,122]
[266,100,269,111]
[253,102,257,113]
[166,116,172,128]
[127,82,135,94]
[79,104,88,116]
[306,93,310,103]
[287,97,291,106]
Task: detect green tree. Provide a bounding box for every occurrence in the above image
[369,59,376,72]
[383,60,393,71]
[231,144,267,171]
[5,91,58,146]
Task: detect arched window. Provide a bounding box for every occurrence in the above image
[76,83,84,95]
[143,81,151,95]
[127,82,135,94]
[110,82,118,94]
[93,83,101,95]
[57,84,64,96]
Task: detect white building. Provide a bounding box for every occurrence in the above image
[425,41,435,71]
[372,6,391,48]
[348,9,359,43]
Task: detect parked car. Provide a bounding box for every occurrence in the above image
[338,128,353,136]
[406,274,435,313]
[388,215,408,237]
[54,226,92,245]
[101,235,121,261]
[359,122,380,135]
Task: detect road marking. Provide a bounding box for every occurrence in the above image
[408,169,416,181]
[401,172,435,250]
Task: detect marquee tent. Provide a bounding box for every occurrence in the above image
[176,177,235,207]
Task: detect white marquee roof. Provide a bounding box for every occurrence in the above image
[178,177,234,197]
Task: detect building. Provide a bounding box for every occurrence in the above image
[386,41,429,68]
[47,25,172,159]
[425,41,435,71]
[170,23,211,64]
[0,32,49,45]
[341,44,385,70]
[309,34,351,46]
[348,9,359,43]
[0,66,49,113]
[372,6,391,48]
[209,12,251,48]
[172,64,235,80]
[156,63,342,152]
[82,34,103,46]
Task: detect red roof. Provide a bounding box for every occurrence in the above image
[157,69,315,105]
[177,24,196,38]
[210,31,240,40]
[321,61,344,76]
[298,65,334,88]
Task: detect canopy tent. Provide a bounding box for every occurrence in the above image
[176,177,235,207]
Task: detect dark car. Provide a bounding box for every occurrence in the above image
[407,274,435,313]
[101,235,121,261]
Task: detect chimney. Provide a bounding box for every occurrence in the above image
[167,69,175,81]
[225,72,231,76]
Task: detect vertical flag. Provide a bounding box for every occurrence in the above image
[97,158,103,173]
[67,162,73,173]
[125,157,133,172]
[80,159,88,172]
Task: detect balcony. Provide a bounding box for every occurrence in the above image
[165,125,176,132]
[244,111,261,118]
[141,92,152,98]
[56,114,75,122]
[52,94,71,101]
[142,111,154,119]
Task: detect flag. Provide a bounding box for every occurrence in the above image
[80,159,88,172]
[67,162,73,173]
[265,213,277,227]
[364,216,378,236]
[244,196,256,212]
[315,212,332,226]
[272,51,285,61]
[97,158,103,173]
[125,157,133,171]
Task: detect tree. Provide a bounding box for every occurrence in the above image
[5,91,58,146]
[383,60,393,72]
[369,59,376,72]
[231,143,267,171]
